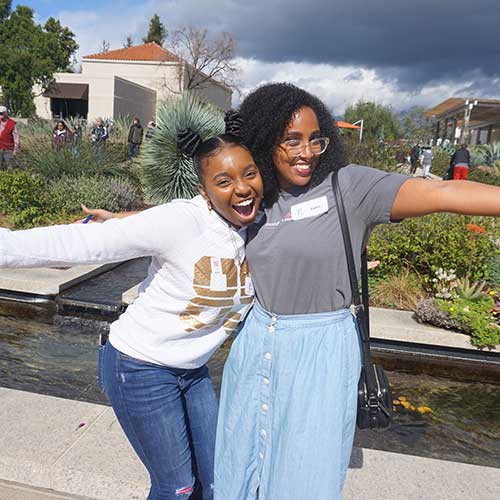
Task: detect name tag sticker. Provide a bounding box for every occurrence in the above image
[210,273,228,291]
[290,196,329,221]
[245,276,254,296]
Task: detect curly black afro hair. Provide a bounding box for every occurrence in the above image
[239,82,346,206]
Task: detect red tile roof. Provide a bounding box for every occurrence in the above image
[83,42,180,63]
[337,120,361,130]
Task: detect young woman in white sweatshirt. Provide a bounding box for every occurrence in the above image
[0,126,263,500]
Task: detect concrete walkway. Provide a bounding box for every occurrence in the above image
[0,479,92,500]
[0,387,499,500]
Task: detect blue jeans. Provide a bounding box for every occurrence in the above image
[129,143,141,158]
[100,341,217,500]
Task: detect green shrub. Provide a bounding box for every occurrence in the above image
[0,170,143,229]
[487,255,500,287]
[368,214,500,286]
[5,207,74,228]
[437,296,500,348]
[430,147,450,178]
[468,167,500,187]
[47,175,143,213]
[0,170,46,213]
[344,138,400,173]
[16,139,131,181]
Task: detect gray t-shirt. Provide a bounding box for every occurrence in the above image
[246,165,409,315]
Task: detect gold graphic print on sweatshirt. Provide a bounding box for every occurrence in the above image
[180,257,253,334]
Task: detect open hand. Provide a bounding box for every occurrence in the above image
[74,204,114,224]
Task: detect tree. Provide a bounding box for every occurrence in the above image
[400,106,435,141]
[167,26,239,93]
[98,39,110,54]
[0,0,11,21]
[123,35,133,48]
[44,17,78,71]
[0,5,78,116]
[143,14,166,46]
[344,101,401,141]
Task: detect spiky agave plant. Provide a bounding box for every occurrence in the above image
[456,277,487,301]
[469,145,487,167]
[140,93,224,203]
[481,142,500,166]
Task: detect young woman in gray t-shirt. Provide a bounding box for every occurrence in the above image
[214,83,500,500]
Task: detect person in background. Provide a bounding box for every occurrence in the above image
[0,106,20,170]
[71,124,82,158]
[90,117,108,155]
[422,146,434,177]
[396,149,406,166]
[409,142,420,175]
[128,117,144,158]
[146,121,157,140]
[451,143,471,180]
[52,121,72,152]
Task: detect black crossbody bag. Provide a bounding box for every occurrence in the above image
[332,172,393,430]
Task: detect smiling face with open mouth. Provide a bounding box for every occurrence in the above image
[273,106,322,190]
[198,145,263,229]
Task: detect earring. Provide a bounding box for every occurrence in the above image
[207,201,212,213]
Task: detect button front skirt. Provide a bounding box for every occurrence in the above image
[214,301,362,500]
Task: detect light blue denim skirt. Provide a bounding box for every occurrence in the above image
[214,301,362,500]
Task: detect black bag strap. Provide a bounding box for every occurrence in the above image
[331,171,378,396]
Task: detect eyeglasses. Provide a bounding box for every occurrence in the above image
[280,137,330,157]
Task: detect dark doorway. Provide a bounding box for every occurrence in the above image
[50,98,88,119]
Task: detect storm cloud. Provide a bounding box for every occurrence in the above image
[52,0,500,111]
[152,0,500,92]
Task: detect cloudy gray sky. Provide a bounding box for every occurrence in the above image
[21,0,500,114]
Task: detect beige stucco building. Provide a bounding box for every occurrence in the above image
[33,42,232,125]
[426,98,500,145]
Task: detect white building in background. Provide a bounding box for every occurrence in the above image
[33,42,231,125]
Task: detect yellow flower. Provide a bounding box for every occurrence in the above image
[417,406,433,414]
[393,400,401,405]
[398,396,407,402]
[449,307,455,312]
[489,291,496,296]
[401,401,411,409]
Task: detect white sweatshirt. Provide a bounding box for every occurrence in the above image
[0,196,254,368]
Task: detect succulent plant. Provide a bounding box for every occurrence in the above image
[414,299,468,332]
[140,92,224,204]
[455,277,487,301]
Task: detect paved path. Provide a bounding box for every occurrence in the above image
[0,479,92,500]
[0,387,499,500]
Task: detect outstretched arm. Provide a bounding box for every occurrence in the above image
[0,204,184,268]
[391,179,500,219]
